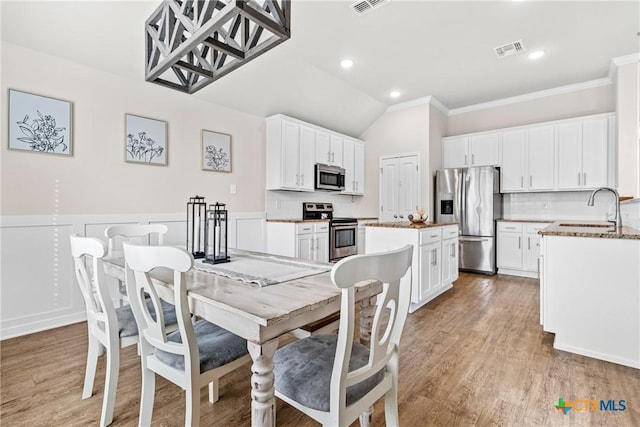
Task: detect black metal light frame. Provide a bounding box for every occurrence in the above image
[187,195,207,258]
[204,202,230,264]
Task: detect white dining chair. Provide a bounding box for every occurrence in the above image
[105,223,168,304]
[70,234,178,427]
[122,243,251,427]
[273,244,414,427]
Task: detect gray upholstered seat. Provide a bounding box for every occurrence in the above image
[115,299,177,338]
[273,334,384,412]
[155,320,248,373]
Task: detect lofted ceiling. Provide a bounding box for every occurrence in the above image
[1,1,639,137]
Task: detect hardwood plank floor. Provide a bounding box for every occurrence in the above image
[2,273,639,426]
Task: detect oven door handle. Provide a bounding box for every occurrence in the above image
[331,224,358,230]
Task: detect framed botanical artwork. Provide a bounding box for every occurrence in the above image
[8,89,73,156]
[201,130,232,172]
[125,113,167,166]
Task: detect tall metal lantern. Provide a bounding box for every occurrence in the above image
[187,195,206,258]
[204,202,230,264]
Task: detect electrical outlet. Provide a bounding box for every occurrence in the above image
[229,184,237,194]
[543,202,548,209]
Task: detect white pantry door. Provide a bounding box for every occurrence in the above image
[379,154,419,222]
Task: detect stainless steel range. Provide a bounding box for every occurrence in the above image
[302,202,357,262]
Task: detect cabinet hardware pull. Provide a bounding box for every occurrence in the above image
[528,237,531,250]
[399,215,404,219]
[295,174,299,186]
[578,173,581,185]
[529,176,532,187]
[505,226,516,229]
[331,152,335,163]
[431,234,438,238]
[393,215,398,218]
[464,154,468,165]
[521,176,524,188]
[471,154,475,165]
[583,172,586,186]
[327,152,331,162]
[518,236,521,249]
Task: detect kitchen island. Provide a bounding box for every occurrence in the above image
[366,222,459,313]
[539,220,640,368]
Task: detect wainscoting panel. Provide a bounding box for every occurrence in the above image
[0,212,265,339]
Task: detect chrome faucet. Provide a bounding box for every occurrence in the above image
[587,187,622,231]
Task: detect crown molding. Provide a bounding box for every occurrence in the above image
[385,95,450,115]
[609,52,640,79]
[448,78,613,116]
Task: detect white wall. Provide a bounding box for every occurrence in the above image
[355,103,431,217]
[0,42,268,339]
[615,61,640,198]
[1,42,266,215]
[446,83,615,136]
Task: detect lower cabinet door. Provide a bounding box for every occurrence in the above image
[296,234,314,261]
[314,233,329,263]
[497,233,523,270]
[523,234,541,272]
[419,245,434,301]
[442,238,459,283]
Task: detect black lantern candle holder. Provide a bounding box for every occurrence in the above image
[204,202,230,264]
[187,195,206,259]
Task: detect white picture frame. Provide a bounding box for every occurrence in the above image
[201,130,232,172]
[8,89,73,156]
[125,113,167,166]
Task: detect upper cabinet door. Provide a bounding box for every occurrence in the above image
[330,134,344,167]
[527,125,555,191]
[469,133,500,166]
[353,142,365,195]
[581,117,609,189]
[342,139,355,193]
[501,129,526,192]
[315,130,331,165]
[443,136,469,169]
[556,121,583,190]
[281,120,300,189]
[298,125,316,191]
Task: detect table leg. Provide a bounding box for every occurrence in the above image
[248,339,279,427]
[359,296,377,347]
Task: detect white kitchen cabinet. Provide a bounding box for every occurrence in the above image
[366,225,456,313]
[500,126,554,192]
[441,226,459,285]
[266,117,315,191]
[442,132,500,169]
[266,221,329,262]
[315,131,343,167]
[497,221,550,278]
[379,155,419,222]
[342,139,365,195]
[356,219,375,254]
[527,125,555,191]
[557,115,610,190]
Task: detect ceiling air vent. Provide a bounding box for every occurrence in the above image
[351,0,390,16]
[494,40,526,59]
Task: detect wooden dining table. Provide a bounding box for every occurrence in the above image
[102,249,382,427]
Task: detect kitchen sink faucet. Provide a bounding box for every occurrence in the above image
[587,187,622,231]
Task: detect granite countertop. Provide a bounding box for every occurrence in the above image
[266,219,329,223]
[365,221,458,229]
[539,220,640,240]
[498,219,555,223]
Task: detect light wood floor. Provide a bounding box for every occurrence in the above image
[2,273,639,426]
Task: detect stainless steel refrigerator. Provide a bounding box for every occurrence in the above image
[435,166,502,274]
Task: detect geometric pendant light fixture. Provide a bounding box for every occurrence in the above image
[145,0,291,93]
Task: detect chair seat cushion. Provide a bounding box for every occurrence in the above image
[116,299,178,338]
[273,334,384,412]
[155,320,248,373]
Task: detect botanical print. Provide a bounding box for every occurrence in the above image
[125,114,167,165]
[8,89,72,155]
[202,130,231,172]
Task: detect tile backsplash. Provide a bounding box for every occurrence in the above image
[621,199,640,229]
[504,191,615,221]
[265,190,358,219]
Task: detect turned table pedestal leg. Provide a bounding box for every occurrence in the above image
[248,339,279,427]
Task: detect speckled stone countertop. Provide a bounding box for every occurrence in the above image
[266,219,329,223]
[498,219,555,223]
[365,221,458,229]
[539,220,640,240]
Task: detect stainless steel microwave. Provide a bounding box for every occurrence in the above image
[315,164,345,191]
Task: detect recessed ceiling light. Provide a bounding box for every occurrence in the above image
[528,50,545,60]
[340,59,354,69]
[389,90,401,98]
